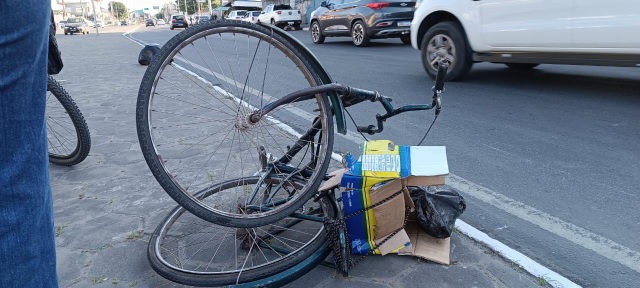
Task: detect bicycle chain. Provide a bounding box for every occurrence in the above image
[324,189,411,275]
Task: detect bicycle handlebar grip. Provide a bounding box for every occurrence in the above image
[350,87,378,101]
[357,125,377,135]
[434,60,450,92]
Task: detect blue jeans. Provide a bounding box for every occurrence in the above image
[0,1,59,287]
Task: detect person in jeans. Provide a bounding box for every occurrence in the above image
[0,1,59,287]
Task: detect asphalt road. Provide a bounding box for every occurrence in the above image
[131,24,640,287]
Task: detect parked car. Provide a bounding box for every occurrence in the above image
[146,19,156,27]
[227,10,248,20]
[258,4,301,30]
[121,20,129,26]
[411,0,640,81]
[242,11,261,24]
[157,19,166,25]
[59,20,67,29]
[64,17,90,35]
[170,14,189,30]
[94,20,105,28]
[199,15,211,23]
[310,0,415,47]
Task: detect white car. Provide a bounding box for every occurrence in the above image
[227,10,248,20]
[410,0,640,80]
[94,20,105,28]
[157,19,166,25]
[242,11,261,24]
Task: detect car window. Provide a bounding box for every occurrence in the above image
[172,15,185,20]
[274,4,293,10]
[236,11,247,16]
[67,18,82,23]
[252,12,261,16]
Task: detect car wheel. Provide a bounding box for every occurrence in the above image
[311,21,325,44]
[351,20,370,47]
[271,19,276,27]
[64,32,68,35]
[170,26,174,30]
[421,21,472,81]
[400,35,411,45]
[505,63,539,70]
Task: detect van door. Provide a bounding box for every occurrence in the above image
[479,0,572,49]
[572,0,640,51]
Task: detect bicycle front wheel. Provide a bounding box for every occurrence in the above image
[137,21,334,227]
[46,76,91,166]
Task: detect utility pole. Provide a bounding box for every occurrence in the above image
[208,0,212,16]
[90,0,99,35]
[183,0,188,15]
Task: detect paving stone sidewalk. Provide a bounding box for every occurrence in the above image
[49,26,547,288]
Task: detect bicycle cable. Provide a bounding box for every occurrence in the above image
[344,108,370,141]
[416,114,439,146]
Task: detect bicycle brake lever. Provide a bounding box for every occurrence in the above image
[431,60,449,116]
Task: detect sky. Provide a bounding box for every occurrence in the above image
[117,1,167,10]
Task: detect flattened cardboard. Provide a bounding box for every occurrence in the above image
[318,168,346,192]
[399,220,450,265]
[374,229,411,255]
[402,175,446,187]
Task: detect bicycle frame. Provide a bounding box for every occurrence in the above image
[242,81,443,212]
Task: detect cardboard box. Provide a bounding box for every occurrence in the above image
[333,140,451,261]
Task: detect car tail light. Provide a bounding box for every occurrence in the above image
[366,2,390,9]
[276,11,282,14]
[252,17,255,21]
[376,21,393,27]
[172,19,176,23]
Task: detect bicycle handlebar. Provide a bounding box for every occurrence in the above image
[250,60,450,135]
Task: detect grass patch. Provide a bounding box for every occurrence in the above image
[55,225,67,237]
[126,231,143,240]
[537,276,547,286]
[91,275,108,284]
[510,260,521,272]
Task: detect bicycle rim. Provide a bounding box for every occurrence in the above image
[46,76,91,166]
[147,176,335,286]
[137,21,334,227]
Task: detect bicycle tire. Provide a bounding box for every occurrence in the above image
[147,176,335,287]
[230,242,330,287]
[137,21,334,228]
[46,76,91,166]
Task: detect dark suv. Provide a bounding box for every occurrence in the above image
[310,0,415,47]
[146,19,155,27]
[170,15,189,30]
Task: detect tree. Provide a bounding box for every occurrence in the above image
[155,12,164,19]
[108,1,128,20]
[175,0,203,15]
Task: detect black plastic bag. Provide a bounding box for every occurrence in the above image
[138,44,161,66]
[48,11,64,75]
[409,187,466,238]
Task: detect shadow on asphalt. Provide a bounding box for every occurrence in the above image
[462,65,640,99]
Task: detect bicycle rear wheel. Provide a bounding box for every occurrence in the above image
[137,21,334,228]
[46,76,91,166]
[147,176,335,287]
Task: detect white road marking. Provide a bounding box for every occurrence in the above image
[449,174,640,274]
